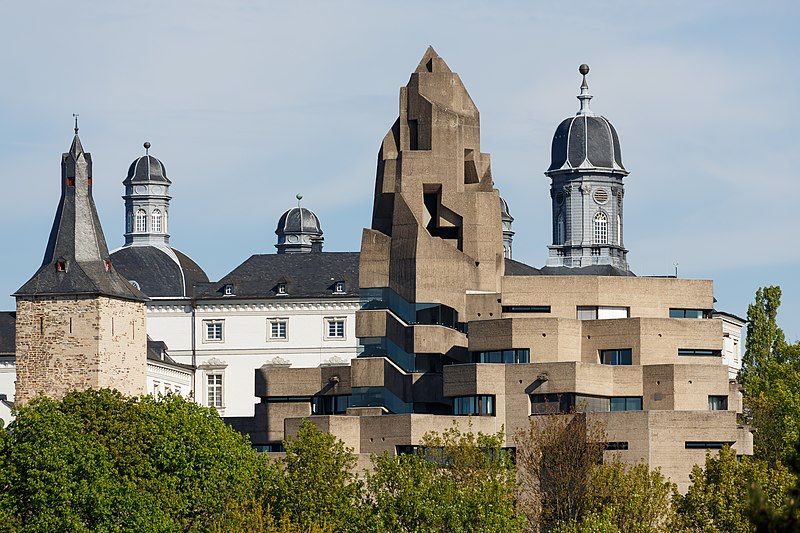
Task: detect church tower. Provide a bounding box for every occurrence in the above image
[123,142,171,247]
[545,65,630,272]
[13,127,147,403]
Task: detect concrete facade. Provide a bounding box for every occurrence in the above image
[255,49,752,492]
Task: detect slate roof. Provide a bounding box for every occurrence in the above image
[548,115,625,172]
[504,258,634,277]
[124,155,170,185]
[276,207,323,236]
[15,135,146,302]
[111,245,209,298]
[0,312,15,356]
[195,252,360,299]
[147,338,194,370]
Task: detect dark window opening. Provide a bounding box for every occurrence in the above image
[669,308,712,319]
[312,395,351,415]
[104,260,112,272]
[255,442,285,453]
[408,119,419,150]
[610,397,643,411]
[685,441,733,449]
[708,395,728,411]
[464,149,479,184]
[502,305,551,313]
[66,177,75,187]
[56,260,66,272]
[605,442,629,451]
[600,349,632,365]
[678,349,722,357]
[397,444,516,464]
[423,188,462,249]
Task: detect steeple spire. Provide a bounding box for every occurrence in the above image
[576,64,594,116]
[15,133,145,301]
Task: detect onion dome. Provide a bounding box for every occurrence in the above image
[548,65,625,173]
[124,143,170,185]
[275,195,324,254]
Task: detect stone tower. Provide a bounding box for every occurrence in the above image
[358,46,505,382]
[545,64,630,271]
[14,130,147,403]
[123,142,171,247]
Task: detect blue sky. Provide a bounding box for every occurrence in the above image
[1,1,798,339]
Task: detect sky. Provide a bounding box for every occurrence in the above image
[0,1,798,339]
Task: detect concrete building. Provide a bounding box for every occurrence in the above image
[254,49,751,492]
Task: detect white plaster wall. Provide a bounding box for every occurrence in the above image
[146,361,193,399]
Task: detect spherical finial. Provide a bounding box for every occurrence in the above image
[579,64,590,76]
[143,141,151,150]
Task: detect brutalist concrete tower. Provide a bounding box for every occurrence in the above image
[14,128,147,403]
[545,64,630,272]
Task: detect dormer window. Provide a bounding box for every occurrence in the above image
[334,281,345,293]
[276,283,287,295]
[223,284,234,296]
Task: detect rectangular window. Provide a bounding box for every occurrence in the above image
[708,395,728,411]
[206,374,223,408]
[578,306,630,320]
[678,349,722,357]
[334,281,345,293]
[610,396,643,411]
[312,395,351,415]
[453,395,495,416]
[685,441,733,449]
[502,305,551,313]
[203,320,224,342]
[153,381,161,396]
[326,318,346,339]
[669,308,710,319]
[269,319,287,340]
[471,349,530,364]
[600,349,632,365]
[605,442,629,451]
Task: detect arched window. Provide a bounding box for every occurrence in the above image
[557,215,565,245]
[594,212,608,244]
[135,209,147,232]
[152,209,162,233]
[616,214,622,245]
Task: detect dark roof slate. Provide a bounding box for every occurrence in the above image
[504,259,542,276]
[124,155,170,185]
[540,264,635,277]
[110,246,208,298]
[0,312,15,356]
[147,338,194,370]
[548,115,625,172]
[195,252,360,299]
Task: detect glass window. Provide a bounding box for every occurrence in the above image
[472,349,530,364]
[670,309,708,319]
[577,306,598,320]
[276,283,287,295]
[502,305,551,313]
[708,395,728,411]
[269,320,287,340]
[135,209,147,232]
[594,212,608,244]
[600,349,632,365]
[151,209,162,233]
[312,395,351,415]
[326,318,345,338]
[453,395,495,416]
[334,281,345,293]
[610,396,643,411]
[678,349,722,357]
[203,320,223,342]
[685,441,732,449]
[206,374,223,408]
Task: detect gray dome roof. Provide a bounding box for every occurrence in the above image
[124,155,171,185]
[110,246,208,298]
[548,115,625,172]
[499,196,513,222]
[275,207,323,237]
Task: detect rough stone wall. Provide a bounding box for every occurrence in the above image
[15,295,146,403]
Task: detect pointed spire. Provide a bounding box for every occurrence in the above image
[415,45,452,74]
[576,64,594,116]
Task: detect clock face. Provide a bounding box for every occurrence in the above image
[134,185,147,195]
[153,186,165,195]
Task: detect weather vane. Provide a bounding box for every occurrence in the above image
[72,113,79,135]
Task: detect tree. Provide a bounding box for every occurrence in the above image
[367,425,526,532]
[0,389,261,532]
[263,420,367,532]
[516,414,607,529]
[742,286,787,386]
[672,446,796,533]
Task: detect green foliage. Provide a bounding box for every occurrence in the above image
[672,446,796,532]
[742,286,787,386]
[367,425,526,532]
[584,462,675,532]
[263,420,366,532]
[551,508,620,533]
[0,389,260,532]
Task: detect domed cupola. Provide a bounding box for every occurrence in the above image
[548,64,626,173]
[543,65,631,273]
[275,195,324,254]
[124,143,171,185]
